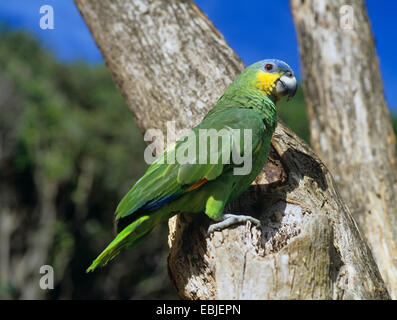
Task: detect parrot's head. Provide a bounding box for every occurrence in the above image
[252,59,297,103]
[220,59,297,107]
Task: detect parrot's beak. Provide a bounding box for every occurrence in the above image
[276,71,297,101]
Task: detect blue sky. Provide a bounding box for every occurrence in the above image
[0,0,396,111]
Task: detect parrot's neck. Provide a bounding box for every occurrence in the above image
[214,91,277,130]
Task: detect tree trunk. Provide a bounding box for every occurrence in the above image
[291,0,397,298]
[74,0,390,299]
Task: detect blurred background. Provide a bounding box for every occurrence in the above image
[0,0,395,299]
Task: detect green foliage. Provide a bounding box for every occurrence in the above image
[277,85,310,143]
[0,29,156,299]
[0,28,147,188]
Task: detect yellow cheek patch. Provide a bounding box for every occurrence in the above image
[255,70,281,95]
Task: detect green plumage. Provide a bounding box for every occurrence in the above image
[87,60,296,272]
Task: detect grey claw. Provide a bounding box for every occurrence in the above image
[207,214,261,235]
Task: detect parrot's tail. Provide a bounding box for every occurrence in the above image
[86,214,158,273]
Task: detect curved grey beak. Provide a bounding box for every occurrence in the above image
[276,71,297,101]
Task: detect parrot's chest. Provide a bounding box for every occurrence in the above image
[251,133,272,178]
[228,132,271,202]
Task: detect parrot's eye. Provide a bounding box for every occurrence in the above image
[265,64,274,71]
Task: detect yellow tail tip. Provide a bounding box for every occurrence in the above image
[86,263,97,273]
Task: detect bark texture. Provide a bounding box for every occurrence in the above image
[291,0,397,298]
[74,0,390,299]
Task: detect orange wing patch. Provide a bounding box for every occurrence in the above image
[185,178,208,192]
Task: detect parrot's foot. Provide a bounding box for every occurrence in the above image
[207,214,261,234]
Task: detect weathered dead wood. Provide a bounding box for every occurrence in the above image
[74,0,390,299]
[290,0,397,298]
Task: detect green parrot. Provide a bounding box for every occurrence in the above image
[87,59,297,272]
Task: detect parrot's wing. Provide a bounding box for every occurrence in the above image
[114,107,265,221]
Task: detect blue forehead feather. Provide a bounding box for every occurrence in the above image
[248,59,293,74]
[263,59,292,72]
